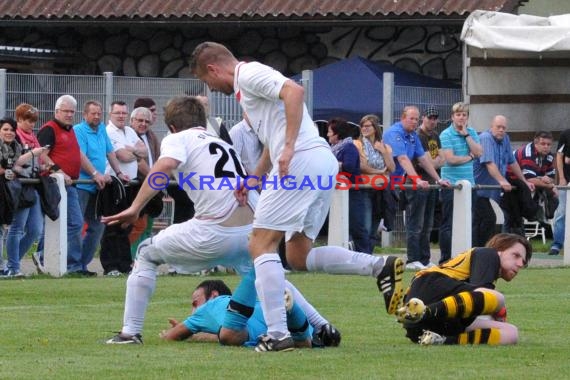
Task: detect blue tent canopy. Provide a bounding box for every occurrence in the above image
[293,56,459,123]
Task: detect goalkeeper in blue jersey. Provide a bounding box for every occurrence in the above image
[160,274,339,349]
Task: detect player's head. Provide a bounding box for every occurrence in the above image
[486,233,532,281]
[190,41,237,95]
[163,96,207,133]
[191,280,232,313]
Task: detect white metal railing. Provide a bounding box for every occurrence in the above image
[328,181,570,265]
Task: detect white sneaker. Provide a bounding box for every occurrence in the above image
[418,330,446,345]
[405,261,427,271]
[32,252,46,274]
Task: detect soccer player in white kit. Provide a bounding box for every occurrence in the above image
[190,42,405,352]
[103,96,337,345]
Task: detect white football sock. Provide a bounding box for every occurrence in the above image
[122,269,157,336]
[305,246,381,276]
[285,280,328,329]
[254,253,289,340]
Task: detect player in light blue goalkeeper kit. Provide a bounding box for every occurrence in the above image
[160,275,315,348]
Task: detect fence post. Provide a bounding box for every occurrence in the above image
[302,69,314,118]
[328,188,350,248]
[0,69,6,117]
[381,72,394,247]
[452,180,472,256]
[104,72,113,123]
[562,190,570,266]
[43,173,67,277]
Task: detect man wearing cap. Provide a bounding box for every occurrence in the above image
[405,106,446,270]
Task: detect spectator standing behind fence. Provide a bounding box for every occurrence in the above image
[1,117,46,276]
[74,100,129,276]
[196,95,233,145]
[406,106,446,269]
[550,128,570,255]
[383,106,450,270]
[353,114,395,248]
[504,131,557,235]
[38,95,89,275]
[6,105,48,276]
[473,115,533,247]
[129,99,165,254]
[229,112,263,175]
[100,101,145,276]
[439,103,482,264]
[328,117,370,253]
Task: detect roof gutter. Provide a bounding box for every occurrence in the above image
[0,17,466,28]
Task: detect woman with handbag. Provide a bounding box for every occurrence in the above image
[1,110,48,277]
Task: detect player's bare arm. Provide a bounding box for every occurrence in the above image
[235,147,271,205]
[102,157,180,227]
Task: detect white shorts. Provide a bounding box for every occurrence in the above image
[133,219,253,275]
[253,146,339,241]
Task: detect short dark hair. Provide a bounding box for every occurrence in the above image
[163,96,206,132]
[134,97,156,109]
[0,117,17,131]
[328,117,353,139]
[195,280,232,298]
[534,131,553,140]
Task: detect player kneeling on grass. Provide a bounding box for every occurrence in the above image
[396,233,531,346]
[159,279,315,348]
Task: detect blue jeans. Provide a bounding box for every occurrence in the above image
[472,196,496,247]
[78,189,104,271]
[405,188,437,265]
[551,189,566,250]
[361,189,376,242]
[6,190,44,272]
[438,188,454,263]
[349,189,371,253]
[66,186,85,272]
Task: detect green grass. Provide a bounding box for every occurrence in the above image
[1,268,569,379]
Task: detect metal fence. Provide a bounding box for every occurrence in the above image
[387,84,462,246]
[0,69,242,140]
[0,69,462,248]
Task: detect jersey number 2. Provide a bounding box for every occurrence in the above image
[209,142,247,178]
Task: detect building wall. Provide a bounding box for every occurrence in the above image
[518,0,570,16]
[0,24,463,82]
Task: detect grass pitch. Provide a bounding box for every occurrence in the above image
[1,266,569,379]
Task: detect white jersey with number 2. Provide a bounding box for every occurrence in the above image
[159,127,252,221]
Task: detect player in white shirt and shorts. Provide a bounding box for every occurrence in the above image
[190,42,405,352]
[103,96,335,346]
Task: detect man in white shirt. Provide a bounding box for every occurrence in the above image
[229,113,263,175]
[100,102,149,276]
[106,102,147,179]
[190,41,404,352]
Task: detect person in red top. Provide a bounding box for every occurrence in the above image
[37,95,95,276]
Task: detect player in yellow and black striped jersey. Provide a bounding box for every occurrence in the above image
[397,233,532,345]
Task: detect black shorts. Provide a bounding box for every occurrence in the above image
[403,273,478,343]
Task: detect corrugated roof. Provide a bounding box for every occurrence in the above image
[1,0,526,21]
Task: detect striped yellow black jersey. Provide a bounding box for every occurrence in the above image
[414,248,501,289]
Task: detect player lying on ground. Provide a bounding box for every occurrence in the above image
[397,233,531,345]
[159,277,338,348]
